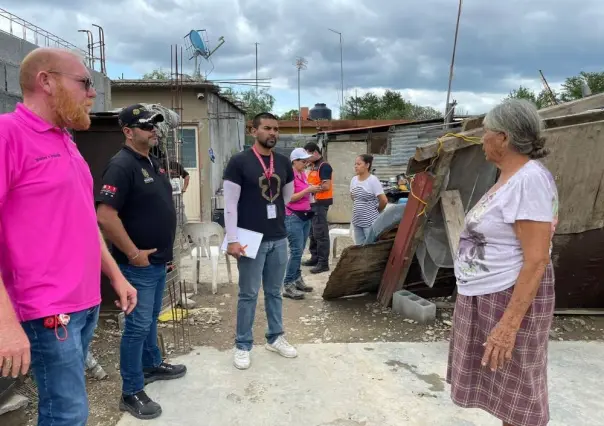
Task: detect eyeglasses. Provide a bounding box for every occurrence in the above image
[47,71,94,91]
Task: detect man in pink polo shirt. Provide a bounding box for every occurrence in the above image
[0,47,136,426]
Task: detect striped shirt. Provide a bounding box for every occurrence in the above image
[350,174,384,228]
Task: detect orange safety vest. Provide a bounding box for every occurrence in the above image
[307,162,333,200]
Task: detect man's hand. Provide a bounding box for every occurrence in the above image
[0,320,31,378]
[227,242,246,259]
[129,248,157,267]
[112,276,137,315]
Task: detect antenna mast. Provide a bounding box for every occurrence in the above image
[295,57,308,135]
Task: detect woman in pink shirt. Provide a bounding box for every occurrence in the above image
[283,148,320,300]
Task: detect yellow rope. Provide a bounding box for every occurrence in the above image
[407,132,482,216]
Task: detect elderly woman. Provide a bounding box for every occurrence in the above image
[447,99,558,426]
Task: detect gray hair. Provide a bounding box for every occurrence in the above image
[483,99,548,159]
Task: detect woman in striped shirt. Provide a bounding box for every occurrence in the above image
[350,154,388,244]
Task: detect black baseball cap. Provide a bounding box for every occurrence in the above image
[118,104,164,128]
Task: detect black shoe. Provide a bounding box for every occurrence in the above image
[283,283,305,300]
[143,362,187,385]
[310,264,330,274]
[302,258,318,267]
[119,390,162,420]
[294,277,313,292]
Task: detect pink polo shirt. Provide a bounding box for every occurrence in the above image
[0,104,101,322]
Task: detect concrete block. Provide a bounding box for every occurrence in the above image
[392,290,436,324]
[0,393,29,416]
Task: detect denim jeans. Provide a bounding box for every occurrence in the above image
[119,263,166,395]
[353,225,371,245]
[284,214,311,283]
[22,305,100,426]
[308,204,330,265]
[236,238,288,351]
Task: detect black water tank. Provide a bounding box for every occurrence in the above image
[309,103,332,120]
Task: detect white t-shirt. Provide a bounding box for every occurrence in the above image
[350,174,384,228]
[454,160,559,296]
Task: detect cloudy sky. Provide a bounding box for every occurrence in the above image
[1,1,602,117]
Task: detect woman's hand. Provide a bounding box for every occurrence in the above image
[305,185,321,194]
[481,319,519,371]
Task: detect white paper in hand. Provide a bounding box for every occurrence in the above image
[221,228,264,259]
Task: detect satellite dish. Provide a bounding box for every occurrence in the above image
[184,30,226,78]
[188,30,209,59]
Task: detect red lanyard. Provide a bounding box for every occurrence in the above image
[252,145,274,180]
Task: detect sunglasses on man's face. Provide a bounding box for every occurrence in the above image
[48,71,94,92]
[131,123,156,132]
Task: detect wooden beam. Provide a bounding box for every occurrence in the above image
[440,190,465,255]
[416,105,604,163]
[414,128,483,162]
[378,172,434,306]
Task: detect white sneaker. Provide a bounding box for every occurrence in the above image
[233,348,251,370]
[265,336,298,358]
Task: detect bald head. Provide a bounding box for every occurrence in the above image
[19,48,85,95]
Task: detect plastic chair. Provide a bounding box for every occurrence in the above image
[329,223,354,262]
[184,222,233,294]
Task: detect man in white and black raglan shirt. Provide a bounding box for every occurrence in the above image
[223,112,297,370]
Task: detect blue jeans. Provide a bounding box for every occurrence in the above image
[284,214,311,283]
[353,225,371,245]
[236,238,288,351]
[22,305,99,426]
[119,263,166,395]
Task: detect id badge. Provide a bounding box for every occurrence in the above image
[267,204,277,219]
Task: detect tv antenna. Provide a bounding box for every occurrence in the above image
[538,70,559,106]
[184,30,225,79]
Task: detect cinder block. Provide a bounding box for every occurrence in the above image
[392,290,436,324]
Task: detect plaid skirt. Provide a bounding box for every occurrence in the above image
[446,264,555,426]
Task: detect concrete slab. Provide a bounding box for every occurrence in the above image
[116,341,603,426]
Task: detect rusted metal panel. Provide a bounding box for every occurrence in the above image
[378,172,434,305]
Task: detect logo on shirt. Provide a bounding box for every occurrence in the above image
[142,168,154,184]
[258,174,281,202]
[35,153,61,162]
[100,184,117,197]
[159,168,166,175]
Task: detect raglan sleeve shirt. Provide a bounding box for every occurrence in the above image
[95,162,132,211]
[501,168,555,224]
[223,155,242,243]
[369,175,385,196]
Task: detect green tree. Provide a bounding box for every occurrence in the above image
[279,109,299,120]
[220,88,275,120]
[142,68,170,80]
[340,90,442,120]
[560,71,604,102]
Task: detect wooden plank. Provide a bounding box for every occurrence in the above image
[322,240,395,300]
[544,109,604,129]
[378,172,434,306]
[414,128,484,162]
[440,190,465,255]
[416,104,604,163]
[539,92,604,119]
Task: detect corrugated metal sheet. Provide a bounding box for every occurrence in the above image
[386,122,462,169]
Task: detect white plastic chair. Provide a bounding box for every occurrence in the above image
[329,223,355,262]
[184,222,233,294]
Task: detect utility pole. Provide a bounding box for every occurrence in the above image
[255,42,259,94]
[444,0,463,126]
[328,28,344,111]
[295,57,308,135]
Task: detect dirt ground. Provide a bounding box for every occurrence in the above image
[5,244,604,426]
